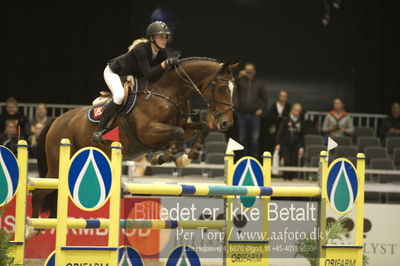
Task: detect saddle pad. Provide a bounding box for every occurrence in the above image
[88,78,138,123]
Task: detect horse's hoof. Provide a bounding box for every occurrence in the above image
[188,150,200,160]
[25,226,39,241]
[175,153,192,168]
[150,153,165,165]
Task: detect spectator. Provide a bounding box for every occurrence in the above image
[0,120,19,154]
[28,122,45,158]
[0,97,30,139]
[322,98,353,141]
[380,102,400,140]
[30,103,49,133]
[233,63,268,158]
[275,103,304,180]
[267,90,291,148]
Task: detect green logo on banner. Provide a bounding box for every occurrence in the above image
[68,149,112,211]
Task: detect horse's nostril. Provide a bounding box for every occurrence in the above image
[221,121,230,128]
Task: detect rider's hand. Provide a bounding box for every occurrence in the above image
[165,57,180,67]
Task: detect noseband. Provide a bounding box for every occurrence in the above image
[175,65,234,120]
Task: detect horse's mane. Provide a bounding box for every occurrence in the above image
[180,57,218,63]
[161,56,220,78]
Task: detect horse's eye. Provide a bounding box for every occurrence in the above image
[220,86,228,92]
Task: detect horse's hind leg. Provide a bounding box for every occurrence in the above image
[25,189,57,241]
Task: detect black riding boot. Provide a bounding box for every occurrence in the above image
[92,101,121,144]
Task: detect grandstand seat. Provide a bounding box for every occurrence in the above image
[393,148,400,169]
[364,147,387,165]
[304,145,326,166]
[204,141,227,154]
[357,136,380,153]
[205,152,225,177]
[386,193,400,204]
[352,127,374,143]
[386,137,400,156]
[204,131,226,143]
[331,135,352,146]
[333,146,358,159]
[304,134,323,146]
[364,192,382,203]
[370,158,399,183]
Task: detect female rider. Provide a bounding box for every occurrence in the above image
[93,21,180,144]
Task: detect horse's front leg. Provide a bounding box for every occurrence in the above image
[182,121,210,160]
[140,121,189,167]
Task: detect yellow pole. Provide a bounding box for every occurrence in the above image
[224,150,235,266]
[355,153,365,262]
[27,177,59,190]
[262,151,271,266]
[55,138,71,265]
[108,142,122,264]
[262,152,271,187]
[10,140,29,265]
[319,150,328,261]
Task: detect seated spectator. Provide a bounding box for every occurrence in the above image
[380,102,400,140]
[30,103,49,133]
[267,90,291,147]
[28,122,45,158]
[275,103,304,180]
[322,98,353,142]
[0,97,30,139]
[0,120,19,154]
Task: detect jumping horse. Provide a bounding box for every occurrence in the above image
[31,57,237,236]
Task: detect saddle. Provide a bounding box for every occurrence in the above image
[88,76,138,123]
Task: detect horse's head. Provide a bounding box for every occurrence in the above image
[202,62,238,131]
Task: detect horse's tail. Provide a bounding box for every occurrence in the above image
[32,118,57,218]
[37,118,55,178]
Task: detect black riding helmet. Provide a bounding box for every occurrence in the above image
[146,21,171,38]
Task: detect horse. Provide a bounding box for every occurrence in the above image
[30,57,237,237]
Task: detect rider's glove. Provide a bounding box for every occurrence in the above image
[165,57,180,67]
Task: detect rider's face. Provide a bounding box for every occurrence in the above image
[153,34,168,49]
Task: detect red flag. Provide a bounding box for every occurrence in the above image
[102,127,120,142]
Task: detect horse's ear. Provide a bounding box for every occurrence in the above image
[219,61,232,73]
[230,62,240,71]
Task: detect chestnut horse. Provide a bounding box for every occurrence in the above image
[32,57,237,230]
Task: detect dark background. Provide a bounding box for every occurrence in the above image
[1,0,399,114]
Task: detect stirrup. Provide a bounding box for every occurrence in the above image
[92,129,107,144]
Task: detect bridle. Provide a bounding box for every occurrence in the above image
[175,64,234,120]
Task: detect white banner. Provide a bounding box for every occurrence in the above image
[364,203,400,266]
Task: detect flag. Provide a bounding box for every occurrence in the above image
[327,137,338,151]
[226,138,244,153]
[102,127,120,142]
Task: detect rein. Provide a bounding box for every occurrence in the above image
[134,62,234,120]
[174,64,234,119]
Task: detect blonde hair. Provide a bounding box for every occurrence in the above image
[128,38,150,51]
[4,119,18,135]
[291,103,302,111]
[6,97,18,106]
[391,102,400,112]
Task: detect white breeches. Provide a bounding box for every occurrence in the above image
[103,65,125,105]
